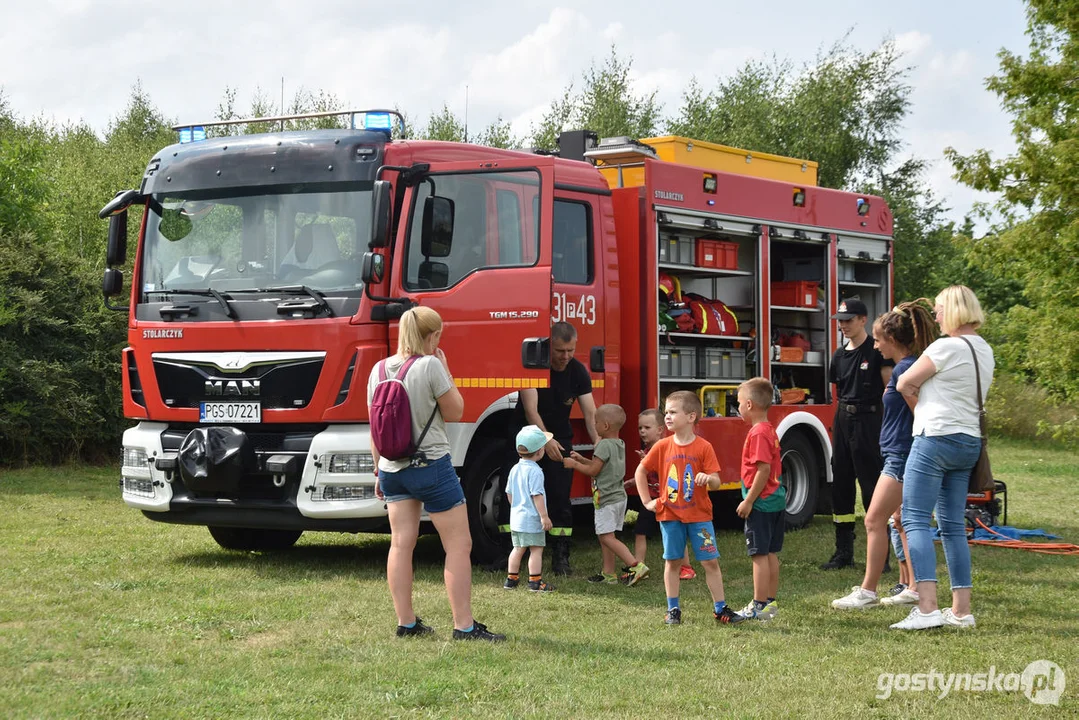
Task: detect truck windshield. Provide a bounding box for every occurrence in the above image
[141,184,372,298]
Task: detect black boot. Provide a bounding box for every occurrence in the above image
[552,537,572,576]
[820,523,856,570]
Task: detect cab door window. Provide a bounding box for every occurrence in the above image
[404,171,539,290]
[552,200,592,285]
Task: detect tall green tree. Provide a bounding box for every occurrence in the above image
[946,0,1079,398]
[530,46,660,150]
[669,37,910,190]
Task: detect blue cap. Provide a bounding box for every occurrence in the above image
[516,425,554,453]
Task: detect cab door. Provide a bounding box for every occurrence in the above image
[388,158,555,422]
[551,191,609,408]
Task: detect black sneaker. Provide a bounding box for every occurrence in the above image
[888,582,907,597]
[528,580,556,593]
[396,617,434,637]
[665,607,682,625]
[714,606,746,625]
[819,553,855,570]
[503,577,520,590]
[587,573,608,584]
[452,621,506,642]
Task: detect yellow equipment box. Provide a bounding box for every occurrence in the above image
[595,135,818,188]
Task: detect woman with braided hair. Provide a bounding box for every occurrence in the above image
[831,300,937,610]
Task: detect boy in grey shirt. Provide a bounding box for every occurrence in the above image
[564,404,650,586]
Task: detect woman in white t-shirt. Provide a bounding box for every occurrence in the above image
[891,286,994,630]
[366,306,504,642]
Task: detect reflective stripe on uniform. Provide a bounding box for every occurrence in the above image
[549,527,573,537]
[832,514,857,523]
[498,524,512,533]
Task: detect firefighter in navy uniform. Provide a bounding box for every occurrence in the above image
[503,322,598,575]
[822,299,894,570]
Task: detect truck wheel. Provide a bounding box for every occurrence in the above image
[208,526,303,551]
[463,443,507,564]
[780,432,820,530]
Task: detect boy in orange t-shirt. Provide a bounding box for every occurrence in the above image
[635,391,745,626]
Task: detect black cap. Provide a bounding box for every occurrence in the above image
[832,298,868,319]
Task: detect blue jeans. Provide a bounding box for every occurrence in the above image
[379,454,465,514]
[901,433,981,588]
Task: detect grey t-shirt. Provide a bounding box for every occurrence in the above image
[367,354,453,473]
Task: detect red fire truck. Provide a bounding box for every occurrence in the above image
[101,110,893,560]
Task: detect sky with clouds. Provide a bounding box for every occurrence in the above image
[1,0,1029,227]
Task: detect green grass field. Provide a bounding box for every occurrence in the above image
[1,437,1076,718]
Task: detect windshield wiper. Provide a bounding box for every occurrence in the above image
[150,288,236,319]
[233,285,333,317]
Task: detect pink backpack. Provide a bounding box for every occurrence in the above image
[370,356,439,461]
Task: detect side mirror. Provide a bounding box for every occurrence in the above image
[98,189,141,219]
[102,268,128,311]
[361,252,385,284]
[421,196,454,258]
[369,180,392,248]
[106,212,128,266]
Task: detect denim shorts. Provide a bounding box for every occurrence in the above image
[379,454,465,514]
[880,451,908,483]
[660,520,720,562]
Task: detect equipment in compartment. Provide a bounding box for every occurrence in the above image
[698,384,740,418]
[771,281,819,308]
[700,347,747,381]
[659,232,695,265]
[659,345,696,378]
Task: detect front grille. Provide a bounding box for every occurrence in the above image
[153,358,323,409]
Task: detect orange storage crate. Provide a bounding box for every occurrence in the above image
[771,281,818,308]
[695,239,718,268]
[778,347,804,363]
[715,240,739,270]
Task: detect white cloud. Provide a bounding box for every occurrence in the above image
[893,30,932,59]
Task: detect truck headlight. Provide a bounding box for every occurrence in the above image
[313,484,377,501]
[324,452,375,474]
[121,447,151,479]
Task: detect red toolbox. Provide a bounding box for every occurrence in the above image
[695,239,718,268]
[714,240,739,270]
[771,280,819,308]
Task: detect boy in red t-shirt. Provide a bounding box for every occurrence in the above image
[635,391,744,626]
[735,378,786,622]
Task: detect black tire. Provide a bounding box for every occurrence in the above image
[780,432,821,530]
[207,526,303,551]
[463,442,508,564]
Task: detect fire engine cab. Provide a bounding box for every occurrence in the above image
[101,110,893,560]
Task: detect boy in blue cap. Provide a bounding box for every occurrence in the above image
[504,425,556,592]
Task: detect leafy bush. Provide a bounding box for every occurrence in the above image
[0,229,128,464]
[985,371,1079,446]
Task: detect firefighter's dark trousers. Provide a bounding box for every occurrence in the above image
[831,407,883,525]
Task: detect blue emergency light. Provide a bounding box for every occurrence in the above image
[364,112,393,136]
[178,126,206,144]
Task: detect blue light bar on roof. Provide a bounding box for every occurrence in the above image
[178,126,206,144]
[364,112,392,136]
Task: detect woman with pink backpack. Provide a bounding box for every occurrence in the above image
[366,306,505,642]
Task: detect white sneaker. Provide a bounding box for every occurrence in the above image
[831,586,880,609]
[759,601,778,622]
[941,608,976,628]
[890,608,944,630]
[739,601,760,620]
[880,588,920,606]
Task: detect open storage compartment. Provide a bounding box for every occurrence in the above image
[656,210,760,407]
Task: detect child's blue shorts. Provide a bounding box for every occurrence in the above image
[660,519,720,562]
